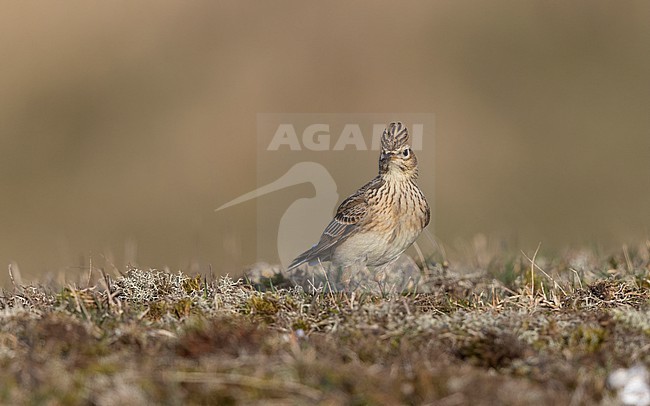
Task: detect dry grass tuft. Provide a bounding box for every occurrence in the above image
[0,242,648,403]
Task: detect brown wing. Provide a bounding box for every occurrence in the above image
[287,176,383,270]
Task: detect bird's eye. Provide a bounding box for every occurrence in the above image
[402,148,410,157]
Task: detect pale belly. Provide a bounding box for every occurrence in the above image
[331,214,424,267]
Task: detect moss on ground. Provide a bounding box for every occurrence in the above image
[0,242,649,404]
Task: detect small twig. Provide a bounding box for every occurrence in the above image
[317,259,335,297]
[100,253,123,277]
[522,247,568,296]
[412,241,428,271]
[423,228,447,263]
[623,244,633,273]
[348,291,356,311]
[99,269,115,310]
[69,285,91,320]
[86,255,93,288]
[8,263,19,290]
[526,243,542,299]
[569,268,583,289]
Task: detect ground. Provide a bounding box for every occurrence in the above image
[0,242,649,405]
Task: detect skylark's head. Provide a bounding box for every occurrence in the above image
[379,122,418,178]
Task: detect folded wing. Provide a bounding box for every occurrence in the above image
[287,177,382,270]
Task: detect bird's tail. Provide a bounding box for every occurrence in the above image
[287,246,329,271]
[286,249,313,271]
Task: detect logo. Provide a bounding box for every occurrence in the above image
[266,123,424,151]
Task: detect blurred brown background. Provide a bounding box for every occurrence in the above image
[1,1,649,284]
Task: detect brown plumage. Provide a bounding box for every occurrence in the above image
[288,122,430,271]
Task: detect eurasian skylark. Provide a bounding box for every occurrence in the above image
[288,122,430,271]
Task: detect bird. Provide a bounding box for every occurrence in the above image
[288,121,430,271]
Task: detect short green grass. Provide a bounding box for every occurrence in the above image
[0,241,649,404]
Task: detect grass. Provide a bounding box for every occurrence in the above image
[0,241,649,404]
